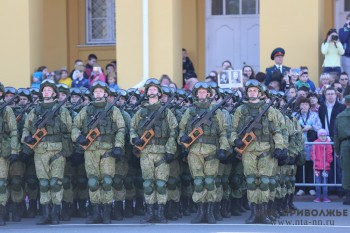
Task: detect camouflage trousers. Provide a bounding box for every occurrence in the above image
[113,157,128,201]
[230,158,244,199]
[9,161,26,203]
[222,162,232,200]
[140,152,169,205]
[180,160,193,198]
[215,162,225,202]
[85,149,115,204]
[62,160,74,203]
[269,159,278,201]
[34,150,66,205]
[242,151,274,204]
[73,163,89,200]
[24,159,39,200]
[188,152,219,203]
[167,159,181,202]
[0,157,9,206]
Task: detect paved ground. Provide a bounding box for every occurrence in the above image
[2,195,350,233]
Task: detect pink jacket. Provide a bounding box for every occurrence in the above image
[310,139,333,170]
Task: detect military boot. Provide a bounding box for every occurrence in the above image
[12,202,21,222]
[27,199,37,218]
[20,201,27,218]
[61,201,71,221]
[140,204,155,223]
[220,199,230,218]
[207,202,216,224]
[213,202,223,221]
[191,203,206,224]
[37,204,51,225]
[155,204,167,223]
[102,204,112,224]
[181,196,190,216]
[288,194,298,211]
[343,189,350,205]
[86,204,102,224]
[166,200,177,220]
[242,194,251,210]
[124,199,134,218]
[282,195,289,214]
[261,203,272,224]
[276,198,285,216]
[71,199,78,217]
[174,201,182,218]
[231,198,241,216]
[134,197,145,216]
[189,199,197,213]
[267,200,276,222]
[111,201,123,221]
[51,204,60,225]
[0,205,6,226]
[78,199,88,218]
[245,203,258,224]
[238,197,246,213]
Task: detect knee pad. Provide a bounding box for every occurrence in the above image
[124,176,134,190]
[269,177,277,192]
[181,175,192,187]
[50,177,62,192]
[259,176,270,191]
[88,175,100,192]
[290,176,296,186]
[167,176,177,190]
[215,176,222,188]
[230,175,242,190]
[143,179,154,195]
[26,175,38,190]
[280,175,286,188]
[274,175,281,188]
[134,177,144,190]
[221,175,229,190]
[62,176,71,190]
[193,176,204,193]
[156,179,167,194]
[204,176,215,191]
[39,178,50,192]
[285,176,292,189]
[0,178,7,194]
[112,175,124,191]
[11,176,23,192]
[246,175,257,191]
[101,175,113,191]
[77,176,88,190]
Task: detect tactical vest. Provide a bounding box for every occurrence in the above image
[137,103,170,144]
[185,104,220,145]
[32,103,66,142]
[237,102,272,143]
[82,102,118,144]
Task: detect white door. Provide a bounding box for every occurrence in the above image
[334,0,350,30]
[206,0,260,75]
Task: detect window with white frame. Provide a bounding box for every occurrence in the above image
[86,0,116,45]
[211,0,259,15]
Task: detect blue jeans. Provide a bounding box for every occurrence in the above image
[315,170,328,198]
[323,66,341,76]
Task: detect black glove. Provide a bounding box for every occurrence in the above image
[164,153,175,163]
[112,147,123,159]
[8,154,20,164]
[273,148,288,160]
[217,149,227,161]
[180,134,192,144]
[70,153,84,167]
[180,149,189,159]
[233,139,244,148]
[77,134,89,146]
[278,158,287,166]
[24,135,36,145]
[132,137,144,147]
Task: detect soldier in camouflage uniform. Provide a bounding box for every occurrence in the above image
[130,79,178,224]
[72,81,125,224]
[0,83,20,226]
[178,82,229,224]
[231,80,284,224]
[22,80,72,225]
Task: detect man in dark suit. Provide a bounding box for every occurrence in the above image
[265,47,290,85]
[318,87,346,195]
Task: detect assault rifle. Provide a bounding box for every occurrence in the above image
[135,94,176,151]
[234,97,276,154]
[81,95,120,150]
[16,97,38,122]
[229,96,244,114]
[280,96,297,115]
[0,95,17,113]
[181,94,231,149]
[25,97,68,150]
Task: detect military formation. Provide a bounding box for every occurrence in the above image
[0,78,306,226]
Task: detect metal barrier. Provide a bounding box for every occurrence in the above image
[295,141,342,187]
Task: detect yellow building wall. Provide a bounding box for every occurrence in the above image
[260,0,333,85]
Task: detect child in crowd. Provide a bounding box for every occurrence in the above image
[107,71,120,90]
[311,129,333,202]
